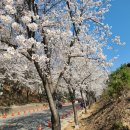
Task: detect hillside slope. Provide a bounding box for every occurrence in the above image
[80,64,130,130]
[81,90,130,130]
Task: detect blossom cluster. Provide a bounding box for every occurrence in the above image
[0,0,125,99]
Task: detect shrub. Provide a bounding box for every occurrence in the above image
[107,64,130,97]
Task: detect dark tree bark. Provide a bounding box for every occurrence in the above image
[85,90,91,108]
[34,61,61,130]
[72,101,79,127]
[80,88,87,113]
[38,93,42,102]
[68,87,79,128]
[85,90,97,109]
[26,88,30,103]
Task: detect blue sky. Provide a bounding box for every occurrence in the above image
[104,0,130,71]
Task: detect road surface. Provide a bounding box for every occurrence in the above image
[0,104,80,130]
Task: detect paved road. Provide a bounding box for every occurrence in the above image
[0,104,80,130]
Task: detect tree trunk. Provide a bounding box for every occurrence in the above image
[44,81,61,130]
[34,61,61,130]
[25,1,61,129]
[39,94,42,102]
[68,87,79,129]
[80,89,87,113]
[72,101,79,128]
[26,89,29,103]
[85,90,91,108]
[51,111,61,130]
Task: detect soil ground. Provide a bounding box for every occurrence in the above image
[64,91,130,130]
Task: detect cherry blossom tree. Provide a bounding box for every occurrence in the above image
[0,0,124,129]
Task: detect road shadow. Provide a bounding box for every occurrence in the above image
[0,111,51,130]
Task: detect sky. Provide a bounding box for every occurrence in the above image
[104,0,130,71]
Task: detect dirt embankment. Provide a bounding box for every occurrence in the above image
[0,85,45,107]
[82,91,130,130]
[65,90,130,130]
